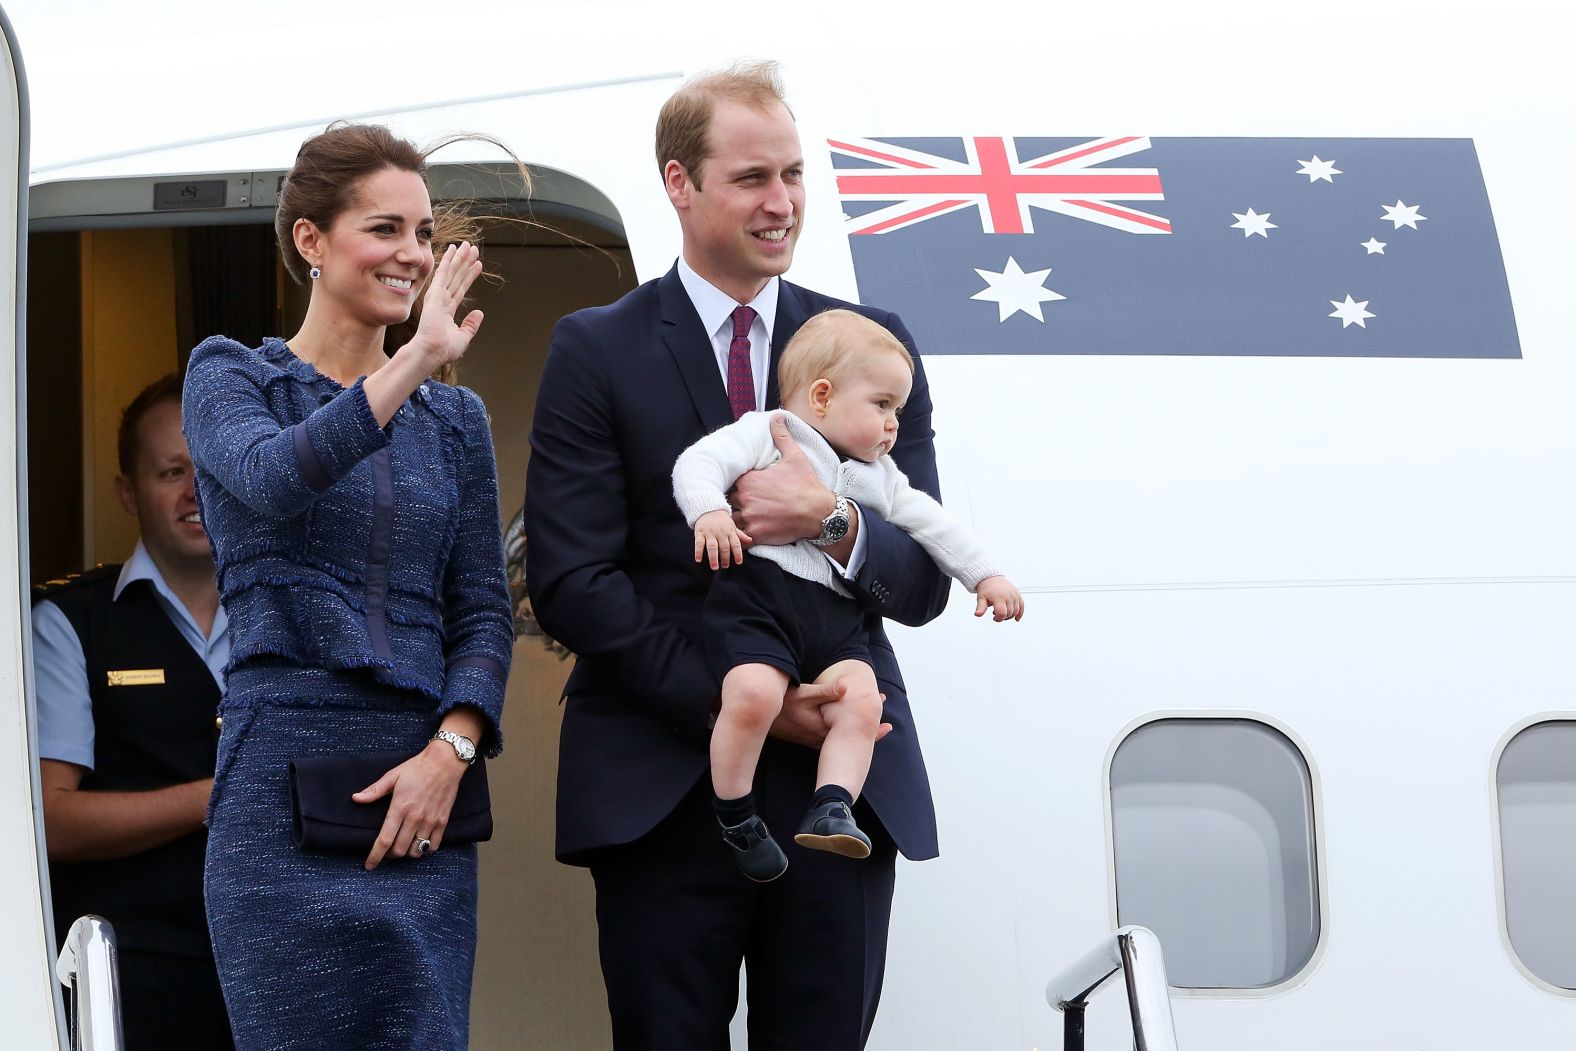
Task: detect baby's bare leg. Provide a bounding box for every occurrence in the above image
[711,663,791,801]
[811,659,883,800]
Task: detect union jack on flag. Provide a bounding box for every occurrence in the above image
[830,135,1171,236]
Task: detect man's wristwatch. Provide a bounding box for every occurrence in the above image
[431,730,477,765]
[809,494,851,548]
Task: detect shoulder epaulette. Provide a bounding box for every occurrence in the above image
[31,563,121,600]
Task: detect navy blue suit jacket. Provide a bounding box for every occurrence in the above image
[526,266,949,864]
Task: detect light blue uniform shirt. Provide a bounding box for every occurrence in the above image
[33,541,229,770]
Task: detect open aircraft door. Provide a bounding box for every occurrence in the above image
[2,5,68,1047]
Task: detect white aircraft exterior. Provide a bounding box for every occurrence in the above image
[3,1,1575,1048]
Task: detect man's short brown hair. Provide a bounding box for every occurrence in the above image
[655,60,790,189]
[118,373,183,476]
[777,310,913,403]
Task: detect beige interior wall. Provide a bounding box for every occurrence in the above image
[80,229,181,566]
[463,237,634,1051]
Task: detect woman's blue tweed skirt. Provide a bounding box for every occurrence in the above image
[205,665,478,1050]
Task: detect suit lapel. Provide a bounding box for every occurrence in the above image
[658,266,733,434]
[768,280,813,410]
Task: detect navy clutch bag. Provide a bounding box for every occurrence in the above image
[287,750,493,853]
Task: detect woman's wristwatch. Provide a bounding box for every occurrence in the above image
[431,730,477,765]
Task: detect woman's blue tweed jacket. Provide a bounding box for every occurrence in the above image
[183,336,511,751]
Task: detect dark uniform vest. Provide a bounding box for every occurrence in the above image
[41,565,220,958]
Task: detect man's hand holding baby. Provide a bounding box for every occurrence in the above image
[729,414,837,547]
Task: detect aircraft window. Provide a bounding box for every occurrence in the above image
[1496,720,1576,991]
[1109,717,1321,989]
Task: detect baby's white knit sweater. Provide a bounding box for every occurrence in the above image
[672,410,1001,597]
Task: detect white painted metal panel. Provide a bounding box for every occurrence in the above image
[0,1,1572,1048]
[0,5,64,1047]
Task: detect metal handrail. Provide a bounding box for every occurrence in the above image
[55,915,124,1051]
[1046,925,1179,1051]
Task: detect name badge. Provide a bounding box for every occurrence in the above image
[107,669,165,687]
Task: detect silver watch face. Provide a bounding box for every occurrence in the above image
[437,731,477,762]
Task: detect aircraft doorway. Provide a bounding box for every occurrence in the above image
[26,165,634,1049]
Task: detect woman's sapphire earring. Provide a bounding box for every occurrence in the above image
[309,266,322,280]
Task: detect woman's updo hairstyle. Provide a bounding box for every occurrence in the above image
[277,122,526,376]
[275,122,483,285]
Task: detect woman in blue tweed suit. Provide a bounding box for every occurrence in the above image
[182,124,513,1050]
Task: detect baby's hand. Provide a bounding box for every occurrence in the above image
[974,575,1025,622]
[694,510,751,570]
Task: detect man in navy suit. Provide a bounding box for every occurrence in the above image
[525,61,950,1050]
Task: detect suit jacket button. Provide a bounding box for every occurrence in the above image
[214,716,223,731]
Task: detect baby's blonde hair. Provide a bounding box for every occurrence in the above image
[777,309,913,401]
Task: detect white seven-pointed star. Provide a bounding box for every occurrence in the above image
[1362,237,1387,254]
[1231,207,1277,237]
[1296,155,1342,183]
[1381,200,1427,229]
[1329,294,1375,328]
[970,257,1066,323]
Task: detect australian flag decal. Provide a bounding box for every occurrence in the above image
[832,136,1520,358]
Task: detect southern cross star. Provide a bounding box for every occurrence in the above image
[1381,200,1427,229]
[1329,294,1376,329]
[1231,207,1277,238]
[1361,237,1387,254]
[970,257,1067,323]
[1296,155,1342,183]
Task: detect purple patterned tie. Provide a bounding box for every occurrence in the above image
[727,305,757,420]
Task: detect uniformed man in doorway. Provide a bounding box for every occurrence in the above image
[34,373,233,1049]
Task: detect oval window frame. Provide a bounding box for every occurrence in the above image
[1490,713,1576,998]
[1103,710,1329,998]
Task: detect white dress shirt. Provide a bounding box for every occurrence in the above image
[676,255,778,413]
